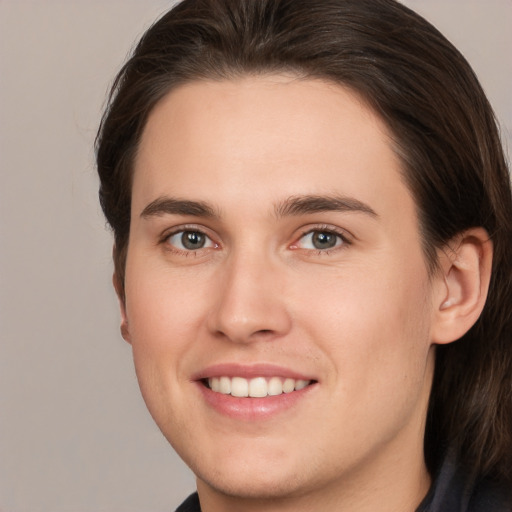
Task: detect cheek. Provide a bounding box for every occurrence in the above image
[122,260,211,404]
[123,269,209,434]
[294,258,433,392]
[125,262,209,350]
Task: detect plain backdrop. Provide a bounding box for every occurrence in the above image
[0,1,510,511]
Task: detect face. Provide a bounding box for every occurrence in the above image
[123,76,438,505]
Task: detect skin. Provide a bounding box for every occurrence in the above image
[119,75,491,512]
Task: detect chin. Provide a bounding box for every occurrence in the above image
[183,442,317,501]
[195,465,313,501]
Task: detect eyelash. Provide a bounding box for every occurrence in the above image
[160,226,219,257]
[160,224,352,256]
[292,225,352,255]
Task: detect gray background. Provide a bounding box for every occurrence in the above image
[0,1,510,511]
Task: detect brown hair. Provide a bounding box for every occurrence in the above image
[96,0,512,484]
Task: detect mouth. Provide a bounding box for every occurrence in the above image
[203,376,315,398]
[194,364,318,419]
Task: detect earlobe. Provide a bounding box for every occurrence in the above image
[112,272,132,345]
[431,228,493,345]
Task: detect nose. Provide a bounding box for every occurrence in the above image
[207,251,292,344]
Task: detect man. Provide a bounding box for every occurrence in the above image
[96,1,512,510]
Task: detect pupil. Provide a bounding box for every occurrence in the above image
[312,231,336,249]
[182,231,205,250]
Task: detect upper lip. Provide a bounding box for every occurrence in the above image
[191,363,317,382]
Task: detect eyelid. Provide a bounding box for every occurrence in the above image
[290,224,353,251]
[159,224,220,253]
[157,223,352,255]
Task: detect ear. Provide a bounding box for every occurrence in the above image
[113,272,132,344]
[431,228,493,345]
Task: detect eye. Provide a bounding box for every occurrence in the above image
[166,230,216,251]
[294,229,348,251]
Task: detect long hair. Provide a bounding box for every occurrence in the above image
[96,0,512,483]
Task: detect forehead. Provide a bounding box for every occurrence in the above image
[133,75,415,225]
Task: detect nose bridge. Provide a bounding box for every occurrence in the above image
[207,243,291,343]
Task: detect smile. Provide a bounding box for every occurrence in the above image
[207,376,312,397]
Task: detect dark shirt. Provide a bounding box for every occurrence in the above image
[175,458,512,511]
[176,492,200,512]
[416,456,511,512]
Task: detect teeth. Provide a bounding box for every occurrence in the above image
[219,376,231,394]
[268,376,283,396]
[210,377,220,392]
[283,378,295,393]
[294,379,308,390]
[231,377,249,397]
[248,377,267,398]
[207,376,311,397]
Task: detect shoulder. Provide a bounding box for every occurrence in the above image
[417,456,512,512]
[468,478,512,512]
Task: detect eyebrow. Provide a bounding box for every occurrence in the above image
[140,197,218,219]
[274,194,378,218]
[140,194,378,220]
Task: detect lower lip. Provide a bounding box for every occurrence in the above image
[196,382,316,421]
